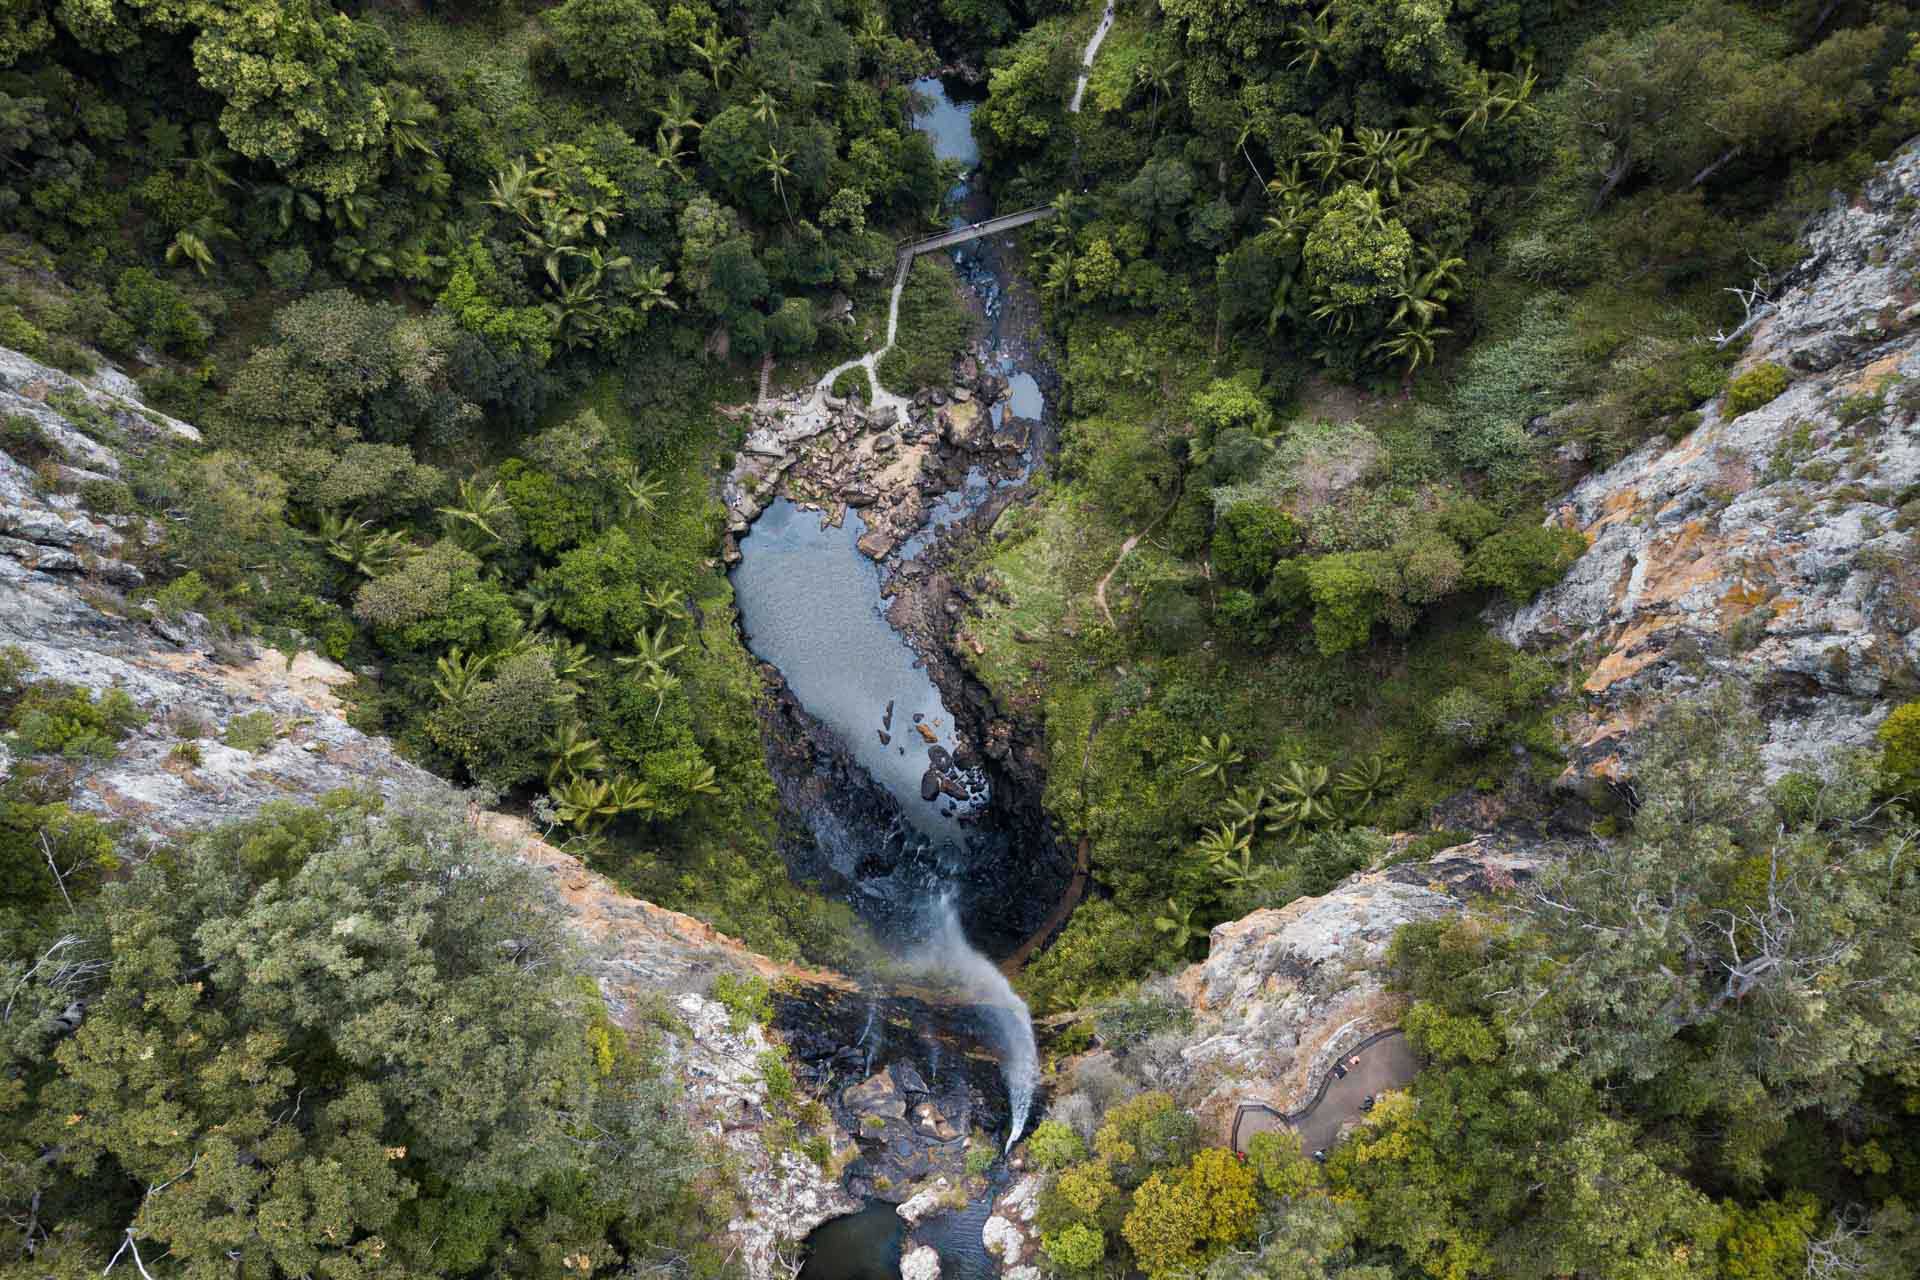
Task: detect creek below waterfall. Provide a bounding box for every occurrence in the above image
[728,74,1062,1279]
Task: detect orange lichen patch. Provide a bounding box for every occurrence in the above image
[1633,521,1750,611]
[1590,485,1646,532]
[1846,353,1904,397]
[1583,616,1668,693]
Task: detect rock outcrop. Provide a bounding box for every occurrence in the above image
[1173,841,1540,1142]
[721,347,1029,566]
[1504,140,1920,786]
[0,346,857,1279]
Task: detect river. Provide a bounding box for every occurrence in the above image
[732,74,1052,1280]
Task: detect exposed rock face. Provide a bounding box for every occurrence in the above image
[0,347,856,1280]
[1503,140,1920,786]
[1174,842,1539,1142]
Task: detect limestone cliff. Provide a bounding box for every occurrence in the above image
[1503,140,1920,785]
[0,346,856,1278]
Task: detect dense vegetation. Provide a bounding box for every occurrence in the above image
[1020,696,1920,1280]
[5,0,1920,1276]
[947,0,1920,1015]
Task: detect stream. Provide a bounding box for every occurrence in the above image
[731,74,1056,1280]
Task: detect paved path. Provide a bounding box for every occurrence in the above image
[1231,1030,1418,1157]
[1070,3,1117,115]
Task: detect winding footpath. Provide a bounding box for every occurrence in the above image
[810,2,1113,421]
[1231,1030,1419,1157]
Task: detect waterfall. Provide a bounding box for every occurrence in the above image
[857,996,880,1075]
[916,896,1038,1151]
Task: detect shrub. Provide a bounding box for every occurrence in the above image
[1724,362,1790,418]
[6,682,146,758]
[1212,503,1302,586]
[965,1142,998,1177]
[1043,1222,1105,1271]
[223,710,278,753]
[757,1049,796,1104]
[1027,1119,1087,1171]
[767,297,817,354]
[112,267,211,356]
[711,971,772,1030]
[1465,524,1587,603]
[1429,686,1500,750]
[1878,701,1920,799]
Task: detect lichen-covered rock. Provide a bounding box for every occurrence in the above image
[1174,842,1538,1140]
[1502,140,1920,786]
[901,1245,943,1280]
[976,1172,1043,1274]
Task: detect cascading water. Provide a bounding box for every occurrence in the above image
[912,897,1038,1151]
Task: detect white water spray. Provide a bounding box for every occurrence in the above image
[915,896,1038,1151]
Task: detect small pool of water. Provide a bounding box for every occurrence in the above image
[912,77,979,167]
[732,499,979,842]
[800,1204,903,1280]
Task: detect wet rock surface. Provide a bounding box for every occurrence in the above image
[774,986,1015,1204]
[1502,139,1920,788]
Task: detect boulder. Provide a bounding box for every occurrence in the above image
[901,1246,942,1280]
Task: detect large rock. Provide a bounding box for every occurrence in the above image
[1174,842,1539,1140]
[1502,140,1920,786]
[901,1245,942,1280]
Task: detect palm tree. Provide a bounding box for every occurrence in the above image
[327,191,374,233]
[437,477,512,549]
[546,639,595,688]
[179,123,238,195]
[1195,821,1252,867]
[616,624,686,675]
[1448,64,1538,134]
[543,720,606,786]
[332,236,395,282]
[681,761,721,797]
[1334,754,1390,816]
[1219,784,1269,830]
[609,775,659,817]
[642,585,685,617]
[1134,57,1182,142]
[757,142,796,224]
[308,511,408,577]
[552,776,619,834]
[165,217,235,276]
[750,89,780,134]
[1284,4,1337,77]
[1303,126,1347,188]
[1263,761,1337,839]
[630,265,678,314]
[1371,313,1451,381]
[618,465,668,519]
[640,666,681,724]
[1182,733,1244,787]
[1345,127,1427,195]
[256,181,321,235]
[485,157,554,225]
[380,82,438,161]
[431,648,496,707]
[688,28,740,90]
[1153,899,1203,954]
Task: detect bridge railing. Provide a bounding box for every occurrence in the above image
[893,205,1056,253]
